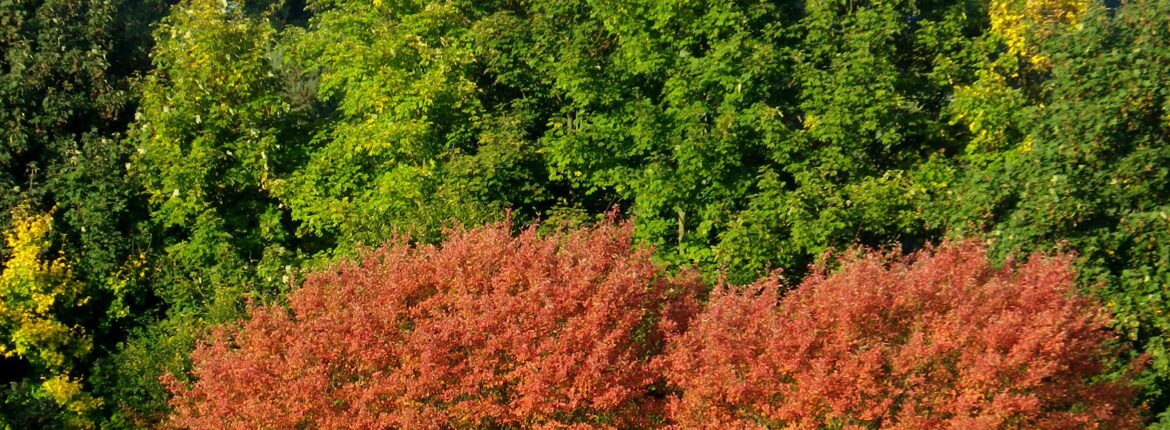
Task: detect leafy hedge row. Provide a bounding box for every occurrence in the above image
[169,221,1140,429]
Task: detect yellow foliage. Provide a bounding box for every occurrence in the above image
[0,205,88,370]
[950,68,1023,152]
[0,205,98,426]
[951,0,1088,156]
[42,374,103,417]
[103,251,150,321]
[990,0,1089,67]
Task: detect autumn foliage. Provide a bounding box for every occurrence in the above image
[165,220,701,429]
[661,241,1141,429]
[167,229,1143,429]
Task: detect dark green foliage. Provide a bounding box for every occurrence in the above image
[714,0,990,281]
[527,0,804,273]
[1,380,80,430]
[0,0,123,226]
[0,0,164,426]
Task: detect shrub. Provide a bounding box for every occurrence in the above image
[661,241,1142,428]
[166,219,701,429]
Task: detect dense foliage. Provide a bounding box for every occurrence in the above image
[0,0,164,426]
[3,0,1170,426]
[935,0,1170,416]
[168,220,700,429]
[662,242,1140,428]
[167,231,1141,428]
[0,206,99,428]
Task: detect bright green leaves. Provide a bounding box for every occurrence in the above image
[130,0,295,303]
[133,0,285,225]
[277,0,490,245]
[114,1,298,425]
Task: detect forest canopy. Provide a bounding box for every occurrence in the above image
[2,0,1169,428]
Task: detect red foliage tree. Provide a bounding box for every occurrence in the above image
[166,220,701,429]
[661,241,1142,429]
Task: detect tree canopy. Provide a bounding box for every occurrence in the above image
[3,0,1170,427]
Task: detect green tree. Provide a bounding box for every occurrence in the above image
[714,0,990,281]
[273,0,555,248]
[129,0,295,310]
[490,0,988,281]
[528,0,802,272]
[0,0,155,287]
[0,0,122,213]
[102,0,300,425]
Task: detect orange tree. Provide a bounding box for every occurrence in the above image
[662,241,1141,428]
[167,218,700,429]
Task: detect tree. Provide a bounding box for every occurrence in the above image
[0,0,122,215]
[167,219,700,429]
[662,241,1141,428]
[711,0,989,282]
[0,0,165,427]
[0,206,100,429]
[273,0,557,248]
[529,0,802,271]
[0,0,156,283]
[456,0,989,282]
[106,0,302,425]
[129,0,297,308]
